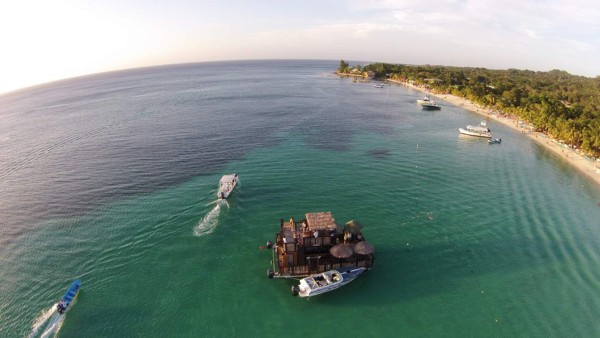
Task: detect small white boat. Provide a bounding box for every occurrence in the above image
[421,101,441,110]
[291,267,366,298]
[373,83,384,88]
[488,138,502,144]
[459,121,492,138]
[417,96,432,104]
[217,174,238,199]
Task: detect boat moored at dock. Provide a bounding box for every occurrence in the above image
[57,279,80,314]
[217,174,238,199]
[267,212,374,283]
[292,267,366,297]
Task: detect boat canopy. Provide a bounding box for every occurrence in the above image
[466,125,490,132]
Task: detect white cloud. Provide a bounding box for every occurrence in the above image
[1,0,600,93]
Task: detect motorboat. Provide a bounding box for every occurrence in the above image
[421,101,441,110]
[488,138,502,144]
[417,96,432,104]
[217,174,238,199]
[373,83,384,88]
[57,279,80,314]
[291,267,366,297]
[459,121,492,138]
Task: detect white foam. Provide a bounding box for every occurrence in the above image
[28,303,64,338]
[193,200,228,236]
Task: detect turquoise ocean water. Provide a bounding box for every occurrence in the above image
[1,60,599,337]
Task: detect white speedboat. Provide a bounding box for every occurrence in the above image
[417,96,432,104]
[459,121,492,138]
[488,138,502,144]
[421,101,441,110]
[373,83,384,88]
[217,174,238,199]
[291,267,366,297]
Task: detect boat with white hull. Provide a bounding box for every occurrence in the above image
[217,174,238,199]
[292,267,366,297]
[421,101,441,110]
[417,96,432,105]
[459,121,492,138]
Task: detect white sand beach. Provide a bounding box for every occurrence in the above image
[387,79,600,188]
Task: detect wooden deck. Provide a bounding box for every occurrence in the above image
[270,212,374,278]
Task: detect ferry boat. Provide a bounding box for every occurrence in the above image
[57,279,80,314]
[292,267,366,297]
[267,212,374,279]
[417,96,432,104]
[217,174,238,199]
[459,121,492,138]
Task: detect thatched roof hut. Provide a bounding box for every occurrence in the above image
[330,243,354,258]
[305,211,339,231]
[353,241,375,255]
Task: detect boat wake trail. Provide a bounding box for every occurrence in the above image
[28,304,64,338]
[193,200,228,237]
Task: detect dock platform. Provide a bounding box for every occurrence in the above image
[268,212,374,279]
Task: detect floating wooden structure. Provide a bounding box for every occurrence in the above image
[268,212,375,279]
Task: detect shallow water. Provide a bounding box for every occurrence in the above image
[1,60,599,337]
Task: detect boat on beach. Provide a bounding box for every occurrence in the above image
[292,267,366,297]
[217,174,238,199]
[57,279,80,314]
[459,121,492,138]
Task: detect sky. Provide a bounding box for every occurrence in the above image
[1,0,599,94]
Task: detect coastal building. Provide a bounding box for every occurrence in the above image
[268,211,375,278]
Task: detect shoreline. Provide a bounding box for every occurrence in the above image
[386,78,600,188]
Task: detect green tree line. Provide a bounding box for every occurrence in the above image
[338,61,600,157]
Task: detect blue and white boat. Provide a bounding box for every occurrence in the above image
[57,279,80,314]
[292,267,366,297]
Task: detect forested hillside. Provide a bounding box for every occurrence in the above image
[338,60,600,157]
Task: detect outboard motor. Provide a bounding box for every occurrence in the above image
[57,302,66,314]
